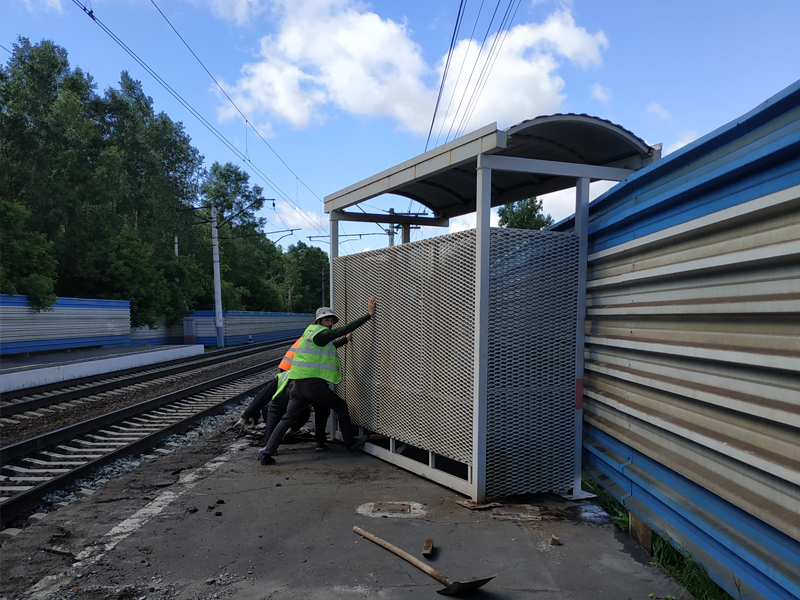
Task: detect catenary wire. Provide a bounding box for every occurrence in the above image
[454,0,521,140]
[423,0,466,153]
[447,0,504,142]
[433,0,487,148]
[147,0,324,205]
[69,0,329,244]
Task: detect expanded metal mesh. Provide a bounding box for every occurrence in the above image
[334,230,476,465]
[333,228,578,494]
[486,229,578,496]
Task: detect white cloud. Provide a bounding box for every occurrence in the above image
[539,180,617,223]
[194,0,268,26]
[271,200,325,231]
[647,101,671,120]
[14,0,62,11]
[219,3,609,137]
[665,131,699,155]
[590,83,611,104]
[447,209,500,234]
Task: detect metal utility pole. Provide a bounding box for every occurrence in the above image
[174,234,179,256]
[321,269,326,306]
[211,205,225,348]
[388,208,395,246]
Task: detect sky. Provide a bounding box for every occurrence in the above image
[4,0,800,256]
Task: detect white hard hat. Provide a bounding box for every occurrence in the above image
[315,307,339,324]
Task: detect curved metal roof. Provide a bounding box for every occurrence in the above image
[325,114,659,221]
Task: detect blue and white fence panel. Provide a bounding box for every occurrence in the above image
[130,321,184,346]
[554,80,800,599]
[186,310,313,347]
[0,295,131,355]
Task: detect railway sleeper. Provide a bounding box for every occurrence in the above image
[24,457,85,467]
[1,476,53,483]
[1,466,71,476]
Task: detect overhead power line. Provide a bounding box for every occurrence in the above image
[424,0,466,152]
[146,0,368,256]
[69,0,327,242]
[147,0,322,205]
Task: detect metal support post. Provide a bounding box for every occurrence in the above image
[211,205,225,348]
[328,211,340,441]
[330,211,339,306]
[402,224,410,244]
[473,160,491,502]
[388,208,395,247]
[572,177,591,497]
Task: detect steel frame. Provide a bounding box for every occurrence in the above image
[328,151,627,501]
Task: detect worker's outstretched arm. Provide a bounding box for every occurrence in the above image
[313,296,376,346]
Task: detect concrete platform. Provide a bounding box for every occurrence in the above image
[0,344,205,393]
[0,426,690,600]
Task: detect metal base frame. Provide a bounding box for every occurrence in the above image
[330,423,475,498]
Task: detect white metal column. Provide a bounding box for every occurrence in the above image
[571,177,591,497]
[211,205,225,348]
[329,211,339,306]
[473,161,491,501]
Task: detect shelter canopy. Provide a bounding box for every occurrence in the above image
[324,114,660,222]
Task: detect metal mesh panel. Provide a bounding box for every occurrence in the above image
[334,230,476,465]
[333,228,578,491]
[486,229,578,496]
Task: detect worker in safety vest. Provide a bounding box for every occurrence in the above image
[258,296,376,465]
[230,338,302,433]
[231,333,352,451]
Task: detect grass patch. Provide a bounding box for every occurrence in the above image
[581,471,736,600]
[650,534,737,600]
[580,471,629,531]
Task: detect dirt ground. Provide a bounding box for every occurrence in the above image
[0,418,690,600]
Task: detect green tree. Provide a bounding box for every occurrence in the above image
[282,241,330,313]
[0,198,58,309]
[497,197,554,230]
[198,162,286,312]
[1,38,321,323]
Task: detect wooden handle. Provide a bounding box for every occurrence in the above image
[353,526,450,586]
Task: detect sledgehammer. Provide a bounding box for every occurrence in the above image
[353,525,496,596]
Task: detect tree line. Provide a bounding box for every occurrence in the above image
[1,38,329,327]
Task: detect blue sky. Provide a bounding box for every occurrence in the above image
[5,0,800,255]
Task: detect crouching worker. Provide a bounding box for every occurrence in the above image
[230,337,338,454]
[229,337,302,433]
[258,296,377,465]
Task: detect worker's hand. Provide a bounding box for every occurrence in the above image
[229,419,247,436]
[346,332,353,343]
[368,296,377,316]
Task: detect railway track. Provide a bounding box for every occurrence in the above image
[0,337,294,417]
[0,359,279,527]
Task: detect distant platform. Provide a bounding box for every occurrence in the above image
[0,345,205,394]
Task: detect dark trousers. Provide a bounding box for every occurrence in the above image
[262,378,354,457]
[261,381,330,448]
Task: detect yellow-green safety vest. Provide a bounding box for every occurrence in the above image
[273,324,341,398]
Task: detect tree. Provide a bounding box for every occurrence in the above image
[1,39,325,322]
[497,197,554,230]
[282,241,330,313]
[198,162,286,312]
[0,198,57,309]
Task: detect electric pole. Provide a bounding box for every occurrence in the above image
[211,205,225,348]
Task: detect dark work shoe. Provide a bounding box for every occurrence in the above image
[347,436,368,453]
[315,443,328,452]
[259,452,275,465]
